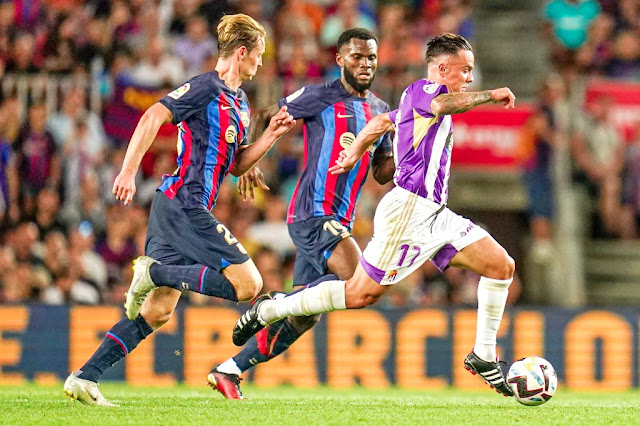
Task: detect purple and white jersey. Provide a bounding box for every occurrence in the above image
[388,79,453,205]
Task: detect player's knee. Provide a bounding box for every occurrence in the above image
[490,253,515,280]
[233,275,263,301]
[289,314,322,333]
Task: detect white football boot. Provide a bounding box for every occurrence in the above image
[124,256,159,320]
[64,373,118,407]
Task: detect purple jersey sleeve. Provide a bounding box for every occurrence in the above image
[159,75,218,124]
[278,85,332,120]
[411,80,448,118]
[388,108,399,123]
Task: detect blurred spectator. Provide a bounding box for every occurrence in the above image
[575,13,614,75]
[32,187,65,237]
[518,75,565,262]
[68,221,108,293]
[543,0,601,66]
[613,0,640,33]
[0,107,19,226]
[172,15,217,78]
[320,0,376,50]
[376,5,425,106]
[5,32,39,74]
[7,221,41,266]
[2,262,37,303]
[41,230,69,279]
[47,86,107,153]
[60,170,107,237]
[248,193,295,257]
[59,116,105,209]
[95,204,137,282]
[622,120,640,232]
[0,96,22,145]
[41,13,78,75]
[129,35,186,88]
[605,30,640,80]
[14,103,60,215]
[75,17,109,71]
[571,95,636,238]
[41,263,101,305]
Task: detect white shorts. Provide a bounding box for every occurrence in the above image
[361,186,489,285]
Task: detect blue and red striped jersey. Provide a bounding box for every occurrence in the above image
[157,72,250,210]
[280,79,392,227]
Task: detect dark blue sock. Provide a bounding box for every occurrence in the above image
[287,274,338,297]
[77,315,153,383]
[233,318,301,372]
[149,263,237,301]
[230,275,337,373]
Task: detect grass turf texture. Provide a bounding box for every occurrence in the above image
[1,384,639,425]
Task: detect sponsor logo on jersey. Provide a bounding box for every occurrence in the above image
[339,132,356,149]
[337,113,354,118]
[221,105,234,110]
[285,87,305,103]
[387,270,398,282]
[423,83,439,94]
[225,125,237,143]
[167,83,190,99]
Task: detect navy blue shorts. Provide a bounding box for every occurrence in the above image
[145,191,250,271]
[287,216,351,285]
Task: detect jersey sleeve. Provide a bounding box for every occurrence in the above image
[373,103,393,156]
[388,108,399,123]
[159,76,217,124]
[411,81,448,118]
[277,85,330,120]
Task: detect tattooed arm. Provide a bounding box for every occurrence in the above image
[431,87,515,116]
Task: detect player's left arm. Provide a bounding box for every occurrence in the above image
[330,112,394,175]
[230,106,296,176]
[372,150,395,184]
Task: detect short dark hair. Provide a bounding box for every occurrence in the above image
[425,33,473,64]
[337,28,378,51]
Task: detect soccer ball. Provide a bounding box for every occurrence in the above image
[507,356,557,406]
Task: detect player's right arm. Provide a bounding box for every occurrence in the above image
[237,102,281,200]
[113,102,173,205]
[431,87,515,116]
[330,112,395,175]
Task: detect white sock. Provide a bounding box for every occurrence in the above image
[474,276,512,362]
[258,280,346,324]
[216,358,242,376]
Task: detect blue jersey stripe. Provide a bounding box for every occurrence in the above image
[159,176,180,192]
[314,106,336,216]
[337,101,367,220]
[203,96,221,207]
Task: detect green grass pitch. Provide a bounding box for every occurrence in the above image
[1,383,639,425]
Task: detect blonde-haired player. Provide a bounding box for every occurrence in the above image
[63,14,295,406]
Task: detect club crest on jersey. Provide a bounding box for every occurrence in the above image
[225,125,237,144]
[240,110,250,127]
[167,83,190,99]
[386,270,398,282]
[339,132,356,149]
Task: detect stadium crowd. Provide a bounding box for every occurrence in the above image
[0,0,636,307]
